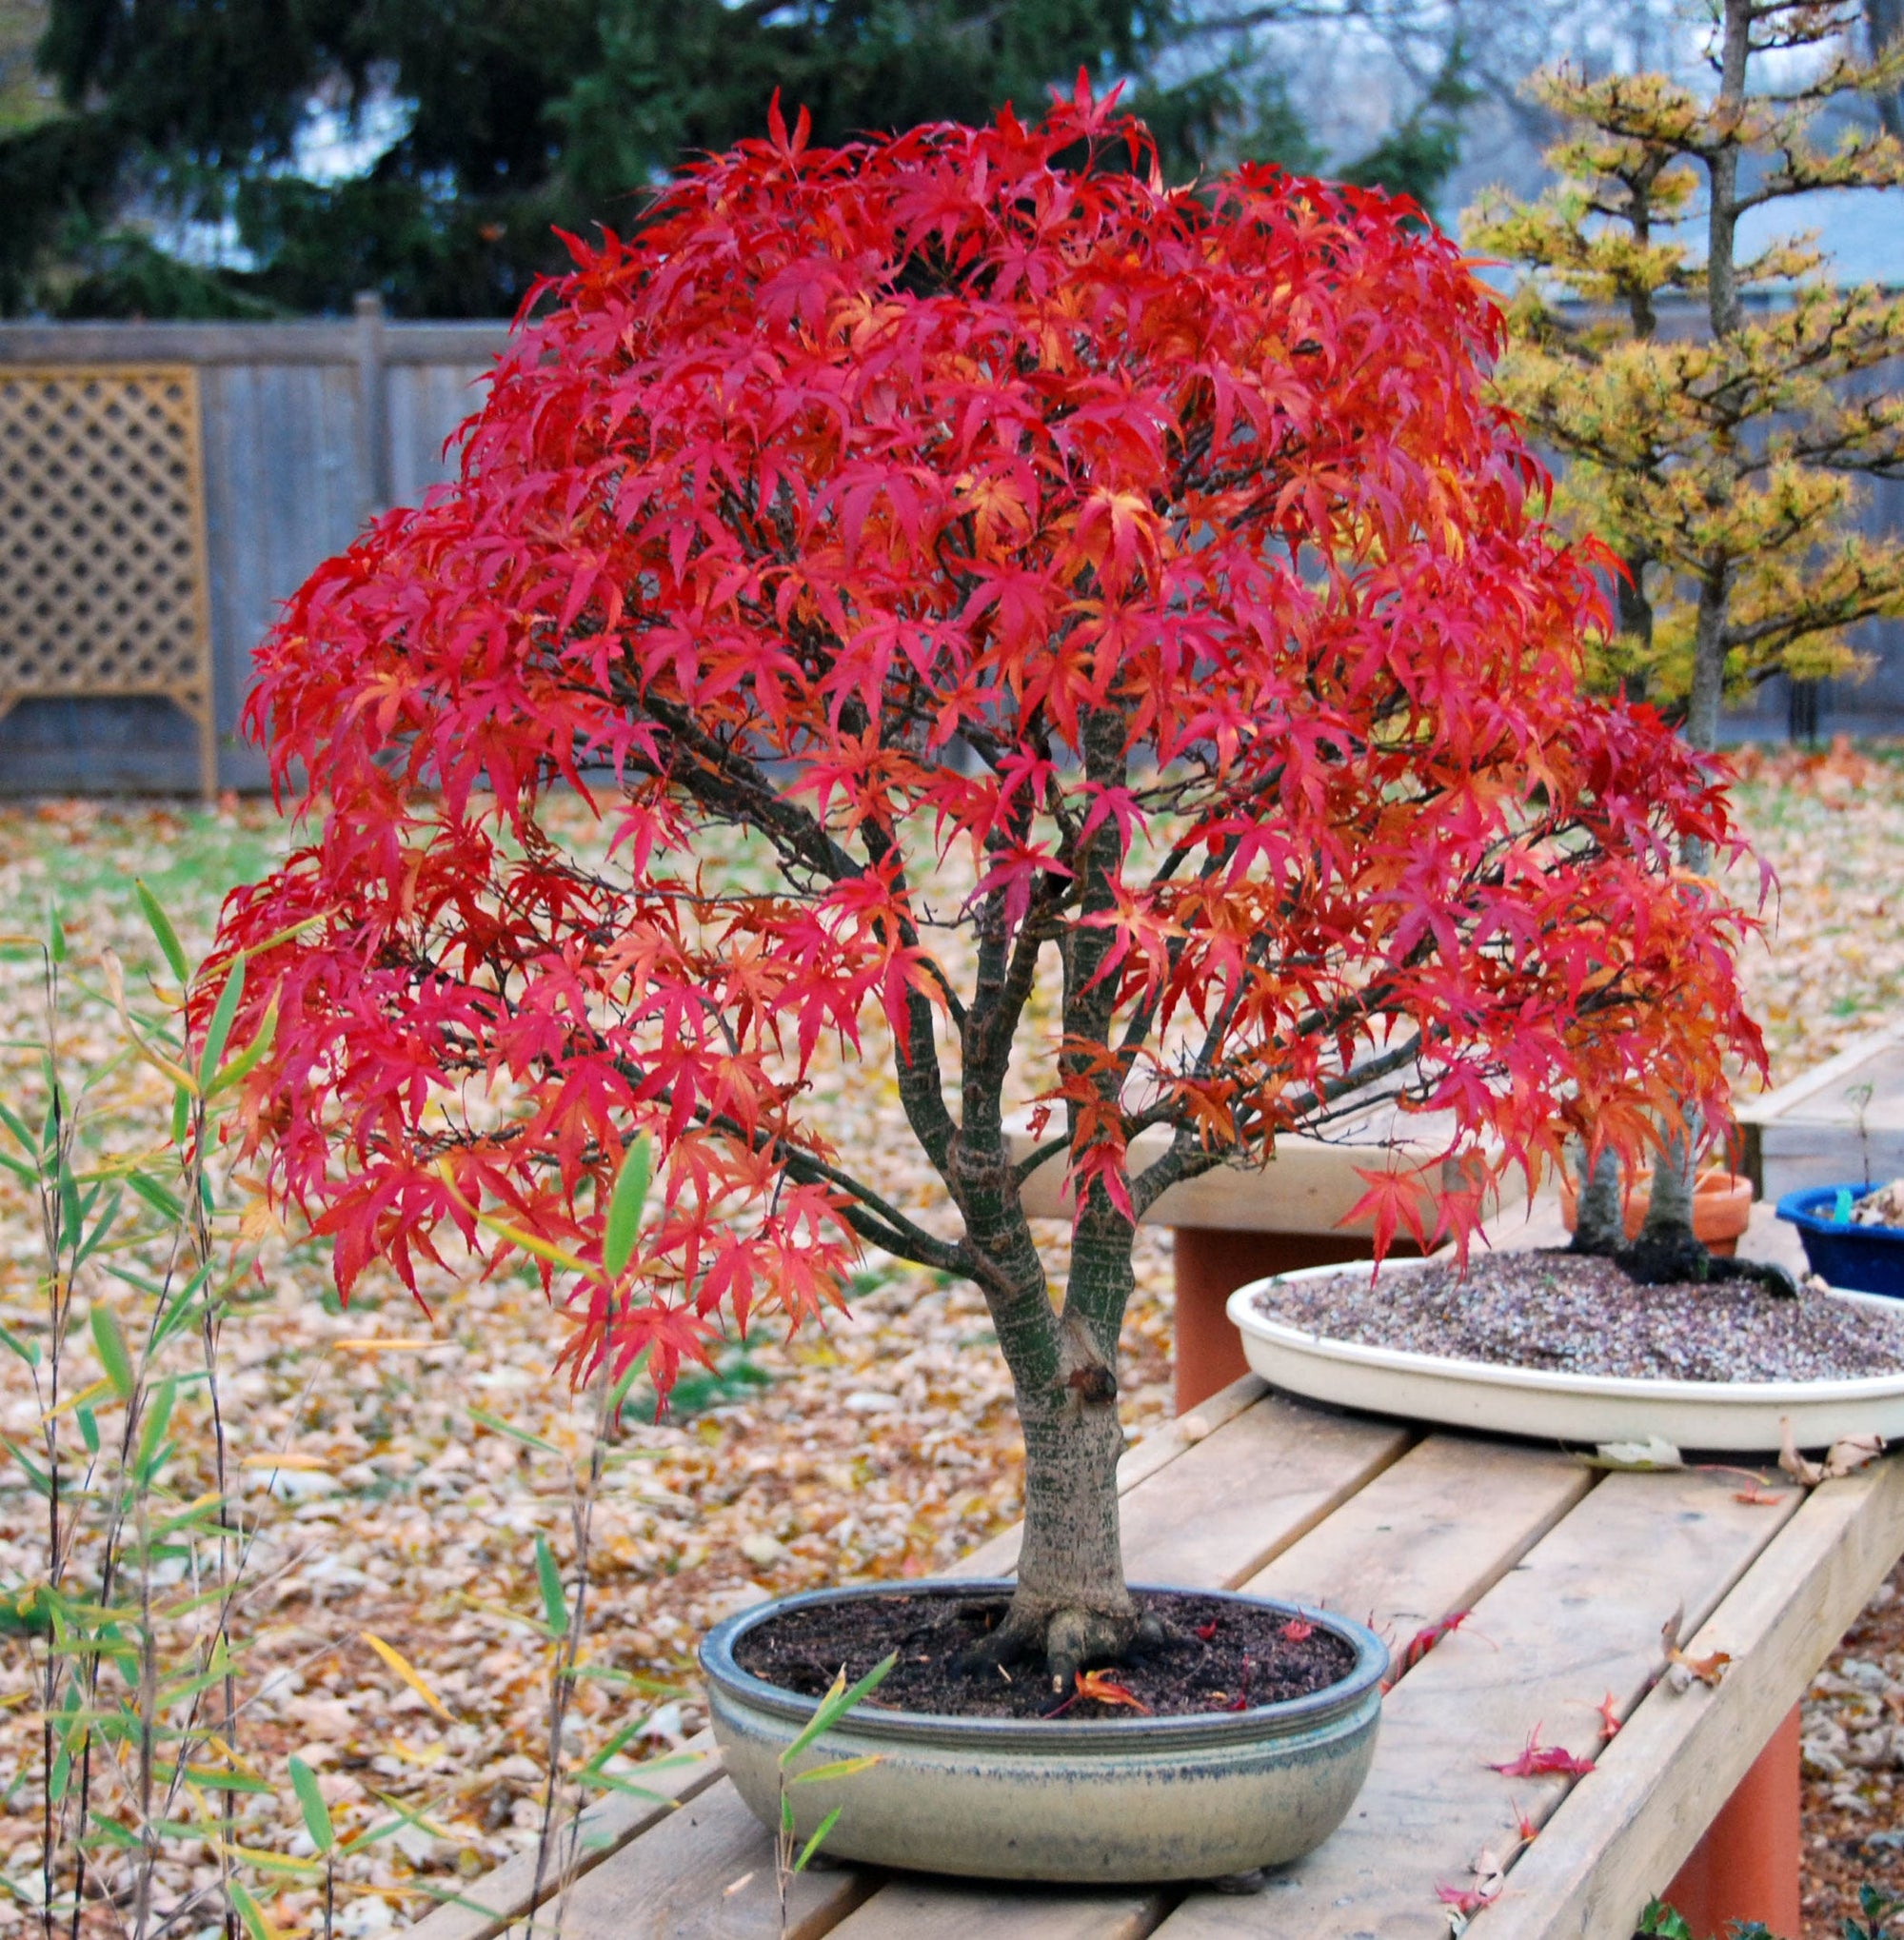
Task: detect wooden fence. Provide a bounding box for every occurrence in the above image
[0,297,506,795]
[0,296,1900,796]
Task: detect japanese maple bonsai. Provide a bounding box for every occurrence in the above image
[212,89,1760,1692]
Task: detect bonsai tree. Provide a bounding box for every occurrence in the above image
[1466,0,1904,1276]
[212,89,1761,1685]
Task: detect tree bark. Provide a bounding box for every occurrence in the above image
[1571,1143,1626,1255]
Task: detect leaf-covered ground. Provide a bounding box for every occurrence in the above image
[1,741,1902,1938]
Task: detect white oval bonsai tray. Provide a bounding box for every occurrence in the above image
[1229,1257,1904,1453]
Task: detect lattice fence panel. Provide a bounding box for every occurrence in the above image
[0,366,215,795]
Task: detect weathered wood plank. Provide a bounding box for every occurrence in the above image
[534,1775,875,1940]
[1244,1434,1596,1641]
[946,1376,1271,1581]
[1152,1469,1805,1940]
[403,1735,721,1940]
[828,1880,1165,1940]
[1116,1394,1414,1588]
[1469,1457,1904,1940]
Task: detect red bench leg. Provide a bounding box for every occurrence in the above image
[1171,1226,1377,1414]
[1661,1705,1802,1939]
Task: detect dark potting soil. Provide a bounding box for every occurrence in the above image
[731,1589,1359,1722]
[1251,1250,1904,1383]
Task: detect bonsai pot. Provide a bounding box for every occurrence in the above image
[700,1579,1386,1883]
[1778,1187,1904,1299]
[1557,1166,1754,1257]
[1228,1257,1904,1452]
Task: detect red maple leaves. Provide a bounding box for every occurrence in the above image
[1487,1724,1597,1780]
[207,89,1764,1400]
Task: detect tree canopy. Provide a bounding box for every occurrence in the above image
[209,92,1759,1660]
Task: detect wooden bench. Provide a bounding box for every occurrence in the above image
[411,1374,1904,1940]
[1736,1018,1904,1201]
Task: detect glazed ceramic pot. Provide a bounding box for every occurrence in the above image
[1557,1166,1754,1257]
[699,1579,1386,1883]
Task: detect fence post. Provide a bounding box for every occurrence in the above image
[353,291,391,516]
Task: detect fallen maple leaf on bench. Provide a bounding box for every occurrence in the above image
[1659,1603,1732,1692]
[1383,1609,1474,1692]
[1779,1417,1884,1487]
[1487,1724,1596,1778]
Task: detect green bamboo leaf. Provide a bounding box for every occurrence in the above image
[126,1172,185,1223]
[196,959,246,1092]
[607,1346,651,1426]
[137,1377,177,1476]
[89,1306,134,1401]
[781,1652,897,1767]
[288,1755,335,1855]
[228,1880,276,1940]
[534,1535,569,1637]
[81,1815,145,1851]
[134,881,190,983]
[0,1318,41,1368]
[157,1764,273,1794]
[47,909,66,964]
[0,1100,32,1151]
[71,1189,124,1269]
[2,1437,53,1498]
[602,1134,652,1278]
[793,1807,843,1872]
[170,1083,190,1146]
[205,1001,278,1097]
[786,1754,882,1786]
[467,1408,558,1455]
[77,1404,99,1456]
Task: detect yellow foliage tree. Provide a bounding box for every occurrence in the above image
[1467,0,1904,756]
[1468,0,1904,1277]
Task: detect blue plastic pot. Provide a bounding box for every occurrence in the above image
[1776,1186,1904,1298]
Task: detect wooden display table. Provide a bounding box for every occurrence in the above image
[1736,1018,1904,1200]
[413,1376,1904,1940]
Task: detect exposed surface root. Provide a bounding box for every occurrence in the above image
[954,1594,1155,1693]
[1616,1233,1799,1297]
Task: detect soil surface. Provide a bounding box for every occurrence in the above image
[1251,1251,1904,1383]
[731,1589,1359,1721]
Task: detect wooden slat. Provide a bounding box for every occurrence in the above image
[1470,1457,1904,1940]
[1243,1434,1596,1639]
[1117,1394,1414,1587]
[1151,1469,1805,1940]
[402,1735,722,1940]
[948,1376,1275,1581]
[829,1880,1165,1940]
[532,1775,875,1940]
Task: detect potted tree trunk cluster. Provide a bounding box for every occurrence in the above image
[211,90,1763,1882]
[1232,0,1904,1460]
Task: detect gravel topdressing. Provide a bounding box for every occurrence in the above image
[1251,1252,1904,1384]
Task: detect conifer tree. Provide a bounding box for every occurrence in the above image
[1468,0,1904,1277]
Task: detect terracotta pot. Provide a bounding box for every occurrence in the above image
[1557,1166,1753,1257]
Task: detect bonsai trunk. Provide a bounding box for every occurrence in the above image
[1570,1143,1626,1255]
